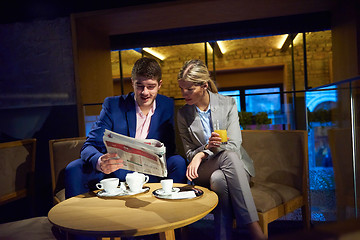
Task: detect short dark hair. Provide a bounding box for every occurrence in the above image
[131,57,162,82]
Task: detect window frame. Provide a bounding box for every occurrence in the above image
[218,84,284,113]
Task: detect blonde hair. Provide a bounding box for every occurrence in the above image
[177,59,218,93]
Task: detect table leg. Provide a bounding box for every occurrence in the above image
[159,230,175,240]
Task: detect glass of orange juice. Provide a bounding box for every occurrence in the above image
[214,120,228,144]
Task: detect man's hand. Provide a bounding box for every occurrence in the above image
[99,153,123,174]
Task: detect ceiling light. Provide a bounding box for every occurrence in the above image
[217,41,226,54]
[277,34,289,49]
[206,42,213,52]
[293,33,302,45]
[142,48,165,61]
[207,42,224,57]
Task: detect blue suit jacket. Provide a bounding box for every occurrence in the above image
[81,93,177,170]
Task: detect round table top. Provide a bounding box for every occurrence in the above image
[48,183,218,237]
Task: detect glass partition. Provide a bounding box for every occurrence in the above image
[310,80,359,221]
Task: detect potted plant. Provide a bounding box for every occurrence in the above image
[238,111,253,129]
[238,111,272,129]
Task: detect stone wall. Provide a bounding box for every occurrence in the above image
[112,30,333,100]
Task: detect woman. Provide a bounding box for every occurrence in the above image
[176,59,266,240]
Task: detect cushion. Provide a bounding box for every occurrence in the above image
[55,189,66,203]
[242,131,305,191]
[51,138,85,195]
[0,143,34,202]
[251,181,301,212]
[0,217,58,240]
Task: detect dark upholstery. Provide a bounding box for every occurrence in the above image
[242,130,310,236]
[175,129,309,236]
[0,139,36,205]
[49,137,86,204]
[0,217,57,240]
[242,130,307,213]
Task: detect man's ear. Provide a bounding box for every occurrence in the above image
[158,80,162,89]
[131,78,136,91]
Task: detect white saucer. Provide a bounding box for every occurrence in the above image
[96,188,124,197]
[126,187,150,195]
[154,187,180,196]
[96,187,150,197]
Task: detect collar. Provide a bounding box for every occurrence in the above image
[195,102,211,114]
[135,99,156,116]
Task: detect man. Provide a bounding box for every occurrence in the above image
[65,57,187,198]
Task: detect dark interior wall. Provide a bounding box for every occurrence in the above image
[0,17,76,109]
[331,0,360,82]
[0,105,79,221]
[0,17,79,218]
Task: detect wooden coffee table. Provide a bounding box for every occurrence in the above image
[48,183,218,240]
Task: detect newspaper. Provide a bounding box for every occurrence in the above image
[103,129,167,177]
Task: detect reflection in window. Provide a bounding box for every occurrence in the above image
[245,87,282,125]
[245,87,281,113]
[306,85,337,168]
[306,86,337,222]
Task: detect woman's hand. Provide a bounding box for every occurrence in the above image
[186,152,206,181]
[207,132,222,149]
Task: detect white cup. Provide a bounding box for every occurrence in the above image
[96,178,119,193]
[161,179,173,194]
[126,172,149,193]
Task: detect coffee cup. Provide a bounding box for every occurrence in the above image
[96,178,119,193]
[161,179,173,194]
[126,172,149,193]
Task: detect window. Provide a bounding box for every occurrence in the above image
[245,87,281,113]
[219,85,283,125]
[218,90,241,111]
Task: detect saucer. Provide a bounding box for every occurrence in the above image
[154,187,180,196]
[96,188,124,197]
[152,186,203,200]
[126,187,150,195]
[97,187,150,197]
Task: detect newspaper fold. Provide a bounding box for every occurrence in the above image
[103,129,167,177]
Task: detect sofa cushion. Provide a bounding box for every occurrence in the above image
[0,217,58,240]
[55,189,66,203]
[251,181,301,213]
[51,138,85,195]
[242,130,305,191]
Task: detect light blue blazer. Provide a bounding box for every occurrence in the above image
[177,91,255,176]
